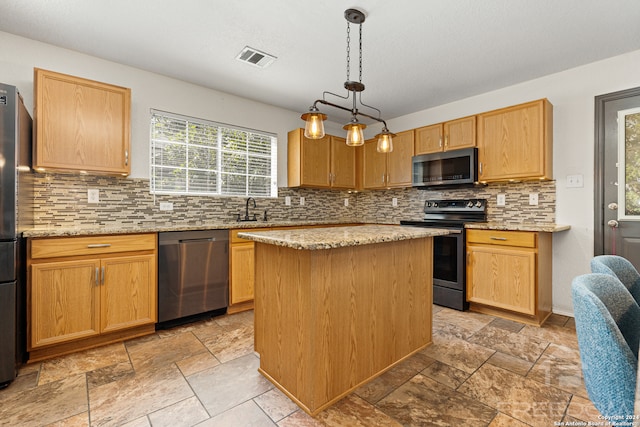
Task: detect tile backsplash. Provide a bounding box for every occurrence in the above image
[30,172,555,228]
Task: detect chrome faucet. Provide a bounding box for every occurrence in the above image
[244,197,257,221]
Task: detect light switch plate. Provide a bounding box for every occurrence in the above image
[497,194,506,207]
[87,189,99,204]
[392,197,398,207]
[159,202,173,211]
[529,193,539,206]
[300,197,305,206]
[285,196,291,206]
[344,198,349,207]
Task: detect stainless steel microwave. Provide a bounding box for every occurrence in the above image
[412,147,479,188]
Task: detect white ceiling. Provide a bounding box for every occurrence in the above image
[2,0,640,124]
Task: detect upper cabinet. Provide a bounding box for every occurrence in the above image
[415,116,476,155]
[33,68,131,176]
[362,130,414,189]
[477,99,553,182]
[287,128,356,189]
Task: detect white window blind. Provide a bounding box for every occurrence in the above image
[150,110,277,197]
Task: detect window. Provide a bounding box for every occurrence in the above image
[150,110,277,197]
[618,107,640,219]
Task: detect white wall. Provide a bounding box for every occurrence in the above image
[0,31,302,183]
[387,49,640,315]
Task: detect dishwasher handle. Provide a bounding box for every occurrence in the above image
[179,238,221,243]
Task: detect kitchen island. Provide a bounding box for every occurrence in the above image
[238,224,451,416]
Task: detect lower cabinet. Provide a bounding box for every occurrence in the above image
[228,228,267,314]
[466,229,552,326]
[27,233,157,361]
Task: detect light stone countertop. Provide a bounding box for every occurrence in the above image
[465,222,571,233]
[237,224,454,250]
[22,219,354,238]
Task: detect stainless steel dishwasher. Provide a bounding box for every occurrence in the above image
[158,230,229,325]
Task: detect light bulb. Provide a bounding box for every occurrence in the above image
[304,113,325,139]
[344,122,365,146]
[376,133,393,153]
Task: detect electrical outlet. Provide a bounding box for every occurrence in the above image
[497,194,506,207]
[159,202,173,211]
[566,174,584,188]
[285,196,291,206]
[392,197,398,207]
[529,193,539,206]
[87,189,99,204]
[344,198,349,207]
[300,197,305,206]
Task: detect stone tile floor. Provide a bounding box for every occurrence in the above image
[0,306,602,426]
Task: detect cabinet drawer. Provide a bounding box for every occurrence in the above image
[466,229,536,248]
[30,233,157,259]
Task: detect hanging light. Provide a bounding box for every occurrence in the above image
[375,127,396,153]
[344,116,366,146]
[301,106,327,139]
[300,8,394,152]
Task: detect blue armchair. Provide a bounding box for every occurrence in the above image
[591,255,640,305]
[571,273,639,421]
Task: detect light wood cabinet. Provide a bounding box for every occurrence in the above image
[362,130,414,189]
[466,229,552,326]
[228,228,267,313]
[287,129,356,189]
[34,68,131,176]
[27,233,157,361]
[477,99,553,182]
[415,116,476,155]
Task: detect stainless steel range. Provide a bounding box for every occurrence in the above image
[401,199,487,310]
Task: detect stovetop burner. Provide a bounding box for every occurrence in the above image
[401,198,488,228]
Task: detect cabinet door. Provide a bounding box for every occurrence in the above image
[101,254,157,333]
[415,124,443,154]
[34,68,131,175]
[230,243,255,304]
[467,245,536,315]
[444,116,476,151]
[361,139,387,189]
[478,99,551,181]
[386,130,414,187]
[30,259,100,348]
[330,136,356,188]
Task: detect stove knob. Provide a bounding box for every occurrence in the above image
[475,200,483,208]
[433,202,438,208]
[426,202,432,208]
[466,201,474,208]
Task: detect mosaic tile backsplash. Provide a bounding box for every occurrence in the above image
[30,172,555,229]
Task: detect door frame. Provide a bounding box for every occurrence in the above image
[594,86,640,255]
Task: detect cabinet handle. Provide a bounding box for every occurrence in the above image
[87,244,112,248]
[95,268,99,286]
[490,237,508,241]
[444,135,449,148]
[479,162,483,175]
[439,136,442,148]
[125,150,129,166]
[101,267,105,285]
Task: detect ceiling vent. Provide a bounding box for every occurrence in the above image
[235,46,277,69]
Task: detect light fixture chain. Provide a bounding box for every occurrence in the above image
[359,23,363,83]
[346,21,351,82]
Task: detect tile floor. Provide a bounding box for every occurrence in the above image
[0,306,602,426]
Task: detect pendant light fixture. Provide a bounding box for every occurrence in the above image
[300,8,395,153]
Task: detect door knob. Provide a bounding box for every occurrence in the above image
[607,219,619,228]
[608,202,618,210]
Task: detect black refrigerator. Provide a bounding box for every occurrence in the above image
[0,83,33,388]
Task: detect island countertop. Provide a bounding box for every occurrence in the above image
[237,224,453,250]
